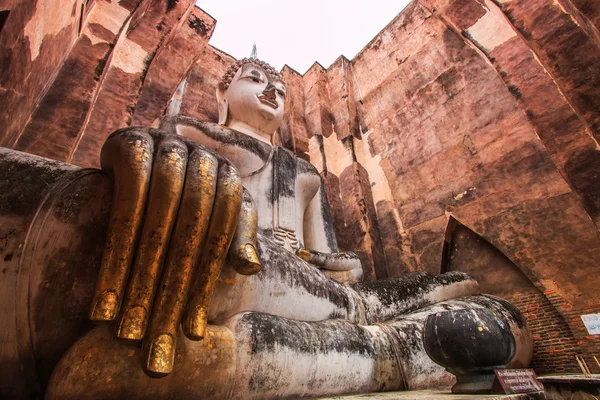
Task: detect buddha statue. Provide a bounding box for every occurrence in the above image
[0,58,533,399]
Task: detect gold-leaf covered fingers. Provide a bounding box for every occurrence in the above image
[90,128,154,321]
[228,187,261,275]
[182,161,242,341]
[142,148,219,377]
[116,137,188,340]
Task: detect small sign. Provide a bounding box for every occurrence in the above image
[492,369,544,394]
[581,313,600,335]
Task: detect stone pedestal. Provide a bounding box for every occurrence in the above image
[0,148,111,398]
[423,309,517,394]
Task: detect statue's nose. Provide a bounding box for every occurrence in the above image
[263,83,277,100]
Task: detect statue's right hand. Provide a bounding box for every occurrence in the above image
[88,127,260,377]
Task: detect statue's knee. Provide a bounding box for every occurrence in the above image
[47,325,238,400]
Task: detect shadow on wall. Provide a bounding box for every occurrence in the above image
[441,217,581,374]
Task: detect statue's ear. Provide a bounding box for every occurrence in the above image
[216,84,228,126]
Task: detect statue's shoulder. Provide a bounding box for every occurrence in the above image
[295,155,320,177]
[159,116,229,142]
[273,146,318,176]
[159,116,271,162]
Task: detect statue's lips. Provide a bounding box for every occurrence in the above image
[257,95,278,109]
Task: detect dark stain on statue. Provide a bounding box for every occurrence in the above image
[319,179,340,251]
[162,118,272,161]
[0,151,78,217]
[468,295,527,329]
[387,321,424,361]
[273,147,296,198]
[352,271,476,323]
[256,236,354,312]
[242,313,375,357]
[32,172,112,386]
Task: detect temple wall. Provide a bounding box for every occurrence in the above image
[0,0,84,151]
[445,220,581,373]
[0,0,220,167]
[338,0,600,372]
[0,0,599,374]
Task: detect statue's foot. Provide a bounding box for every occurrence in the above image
[47,313,406,400]
[46,324,237,400]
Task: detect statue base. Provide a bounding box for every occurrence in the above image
[316,389,545,399]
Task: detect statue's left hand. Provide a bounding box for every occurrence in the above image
[296,248,362,275]
[87,127,260,377]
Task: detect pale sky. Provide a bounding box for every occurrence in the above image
[197,0,412,74]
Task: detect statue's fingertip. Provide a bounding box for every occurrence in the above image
[184,306,208,341]
[296,248,311,262]
[89,291,118,321]
[146,333,175,377]
[116,306,147,340]
[233,244,261,275]
[244,243,260,264]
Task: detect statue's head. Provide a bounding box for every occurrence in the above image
[217,58,286,144]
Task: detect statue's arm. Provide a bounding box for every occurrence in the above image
[302,180,338,253]
[159,116,271,176]
[88,125,261,377]
[300,177,363,281]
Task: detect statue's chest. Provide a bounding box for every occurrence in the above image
[242,147,319,252]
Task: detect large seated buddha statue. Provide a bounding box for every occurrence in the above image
[0,58,532,399]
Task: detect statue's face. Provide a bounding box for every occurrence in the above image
[222,63,287,140]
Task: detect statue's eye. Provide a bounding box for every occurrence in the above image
[277,90,286,98]
[250,76,262,83]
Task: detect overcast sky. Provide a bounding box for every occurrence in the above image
[197,0,412,74]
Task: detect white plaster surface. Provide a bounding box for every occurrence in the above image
[111,38,149,74]
[466,0,517,53]
[24,0,77,61]
[85,0,131,35]
[321,130,355,177]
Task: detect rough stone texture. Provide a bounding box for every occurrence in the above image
[0,148,111,398]
[494,0,600,143]
[2,0,600,375]
[1,1,222,168]
[339,162,389,280]
[304,63,334,139]
[570,0,600,32]
[344,0,600,369]
[376,200,416,277]
[131,6,216,126]
[327,56,361,142]
[69,0,197,167]
[0,0,82,149]
[278,65,309,158]
[11,0,144,161]
[317,391,537,400]
[178,45,234,123]
[444,220,580,374]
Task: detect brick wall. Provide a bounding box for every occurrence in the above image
[445,221,596,375]
[541,290,600,374]
[506,291,580,374]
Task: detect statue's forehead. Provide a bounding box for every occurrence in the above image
[239,63,285,87]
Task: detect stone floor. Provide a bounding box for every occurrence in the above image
[538,374,600,400]
[318,390,539,399]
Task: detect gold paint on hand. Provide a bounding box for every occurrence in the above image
[147,333,176,376]
[89,129,262,377]
[228,188,262,275]
[90,129,154,321]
